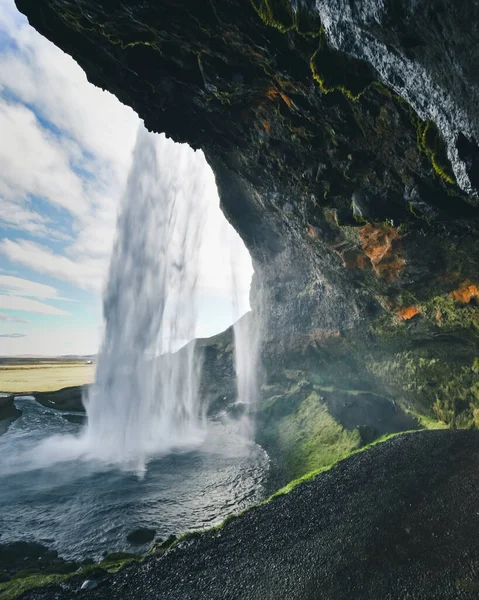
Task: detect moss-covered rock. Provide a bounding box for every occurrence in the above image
[0,541,141,600]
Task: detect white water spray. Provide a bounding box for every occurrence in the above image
[18,125,259,474]
[233,311,262,439]
[83,126,209,470]
[230,241,263,439]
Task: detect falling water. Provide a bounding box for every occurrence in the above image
[233,311,262,439]
[83,125,209,471]
[0,126,271,557]
[230,242,264,439]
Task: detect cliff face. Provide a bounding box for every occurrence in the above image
[16,0,479,475]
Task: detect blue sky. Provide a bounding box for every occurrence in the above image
[0,0,252,356]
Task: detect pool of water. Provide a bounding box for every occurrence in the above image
[0,397,269,560]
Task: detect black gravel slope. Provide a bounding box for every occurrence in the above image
[23,431,479,600]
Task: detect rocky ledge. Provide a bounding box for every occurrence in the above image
[0,396,22,435]
[16,430,479,600]
[33,386,87,413]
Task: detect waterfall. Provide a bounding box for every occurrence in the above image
[233,311,262,439]
[83,125,209,471]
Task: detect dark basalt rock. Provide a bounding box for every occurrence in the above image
[34,386,86,412]
[0,395,21,420]
[0,395,21,434]
[14,0,479,463]
[0,541,61,575]
[126,528,156,545]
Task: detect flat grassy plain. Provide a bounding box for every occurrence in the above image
[0,361,95,393]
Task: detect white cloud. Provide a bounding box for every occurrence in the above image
[0,313,29,323]
[0,295,70,316]
[0,0,254,356]
[0,0,138,301]
[0,198,57,239]
[0,332,26,338]
[0,8,138,176]
[0,239,106,292]
[0,274,72,301]
[0,102,89,218]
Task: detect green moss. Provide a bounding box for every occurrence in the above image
[408,411,448,430]
[251,0,294,32]
[0,554,141,600]
[0,574,66,600]
[58,9,160,51]
[423,294,479,331]
[365,345,479,430]
[275,392,361,478]
[416,120,456,185]
[370,81,406,103]
[250,0,321,36]
[309,32,373,101]
[270,431,412,499]
[457,579,479,593]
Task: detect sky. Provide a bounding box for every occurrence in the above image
[0,0,252,356]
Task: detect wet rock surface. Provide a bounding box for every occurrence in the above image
[126,529,156,546]
[20,431,479,600]
[0,396,21,434]
[33,386,86,412]
[0,541,77,579]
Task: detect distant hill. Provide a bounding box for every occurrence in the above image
[0,355,97,364]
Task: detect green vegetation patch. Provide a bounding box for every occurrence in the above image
[251,0,321,36]
[0,573,66,600]
[310,31,374,100]
[366,350,479,430]
[422,294,479,332]
[416,119,456,185]
[273,391,361,478]
[270,431,411,499]
[0,555,141,599]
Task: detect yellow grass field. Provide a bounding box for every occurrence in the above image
[0,362,96,393]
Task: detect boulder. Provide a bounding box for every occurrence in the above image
[126,528,156,545]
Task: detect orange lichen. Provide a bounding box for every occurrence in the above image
[263,86,293,109]
[264,86,280,101]
[396,306,421,320]
[450,281,479,304]
[340,248,372,271]
[278,90,293,108]
[358,224,405,281]
[260,119,271,134]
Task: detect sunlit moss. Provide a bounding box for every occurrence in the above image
[275,392,361,478]
[309,32,373,101]
[0,554,141,600]
[250,0,321,36]
[416,119,456,185]
[269,431,414,499]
